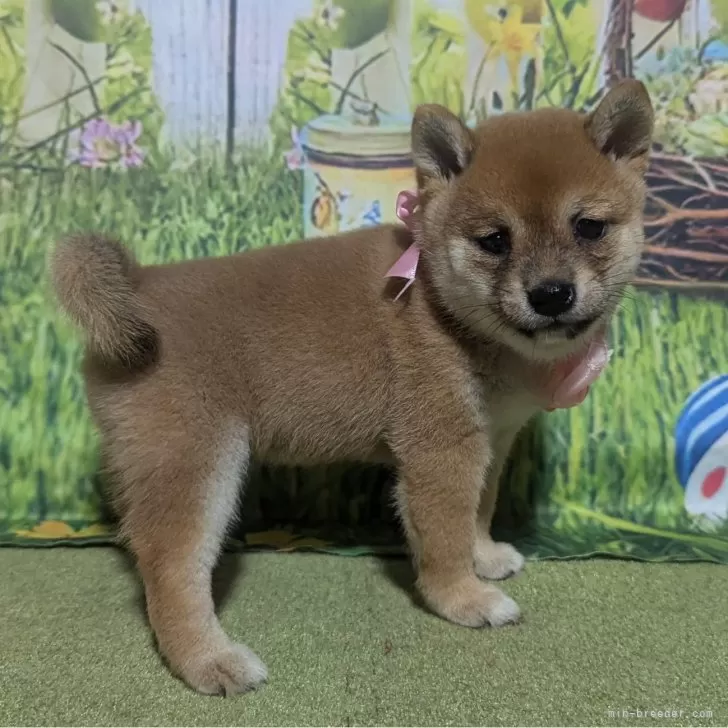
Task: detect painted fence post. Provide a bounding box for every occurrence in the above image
[136,0,311,148]
[234,0,313,142]
[134,0,230,148]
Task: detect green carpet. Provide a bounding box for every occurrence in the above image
[0,549,725,727]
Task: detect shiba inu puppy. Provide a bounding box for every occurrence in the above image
[51,79,653,696]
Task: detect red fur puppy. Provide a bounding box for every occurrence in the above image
[51,80,653,696]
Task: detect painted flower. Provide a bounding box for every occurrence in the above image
[466,1,540,88]
[315,0,345,30]
[96,0,121,25]
[485,6,540,86]
[114,120,145,168]
[72,118,114,168]
[70,118,144,169]
[361,200,382,226]
[283,126,306,171]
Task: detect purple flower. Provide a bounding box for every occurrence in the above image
[73,118,114,168]
[283,126,305,171]
[69,118,145,169]
[114,120,145,168]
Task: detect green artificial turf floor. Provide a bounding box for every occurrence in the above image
[0,549,726,726]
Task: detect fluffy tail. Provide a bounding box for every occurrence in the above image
[51,233,158,368]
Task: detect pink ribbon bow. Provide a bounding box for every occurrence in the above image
[385,190,420,300]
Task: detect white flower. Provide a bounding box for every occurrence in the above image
[96,0,120,25]
[315,0,345,31]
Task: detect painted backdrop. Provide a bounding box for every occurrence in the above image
[1,0,727,560]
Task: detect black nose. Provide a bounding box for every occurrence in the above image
[527,281,576,317]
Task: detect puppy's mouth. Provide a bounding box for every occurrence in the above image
[515,316,597,341]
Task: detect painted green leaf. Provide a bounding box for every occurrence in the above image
[427,9,464,38]
[560,0,589,18]
[329,0,392,50]
[46,0,102,42]
[712,0,728,36]
[682,113,728,157]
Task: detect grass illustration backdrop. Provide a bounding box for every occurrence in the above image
[1,0,727,560]
[2,149,727,560]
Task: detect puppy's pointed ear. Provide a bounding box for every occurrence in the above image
[586,80,654,172]
[412,104,474,185]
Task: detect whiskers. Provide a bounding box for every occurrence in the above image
[442,296,513,342]
[442,283,531,342]
[583,270,637,319]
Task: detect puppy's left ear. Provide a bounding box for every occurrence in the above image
[412,104,474,187]
[586,79,654,174]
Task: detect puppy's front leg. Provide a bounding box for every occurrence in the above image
[396,432,520,628]
[474,429,525,581]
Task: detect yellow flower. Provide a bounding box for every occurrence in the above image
[490,8,540,85]
[465,1,541,87]
[466,0,542,40]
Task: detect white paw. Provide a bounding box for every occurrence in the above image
[486,592,521,627]
[181,643,268,696]
[474,540,526,581]
[421,576,522,628]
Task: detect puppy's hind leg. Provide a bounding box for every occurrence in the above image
[115,419,266,696]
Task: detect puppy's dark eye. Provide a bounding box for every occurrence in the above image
[574,218,606,241]
[474,230,510,256]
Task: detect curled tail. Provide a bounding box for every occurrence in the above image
[51,233,158,368]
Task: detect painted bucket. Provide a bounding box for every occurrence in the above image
[674,374,728,522]
[300,114,415,238]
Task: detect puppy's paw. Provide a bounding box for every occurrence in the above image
[421,575,521,628]
[474,539,525,581]
[180,643,268,696]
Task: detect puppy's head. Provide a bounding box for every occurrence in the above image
[413,80,653,361]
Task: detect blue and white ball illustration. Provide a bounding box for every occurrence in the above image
[675,375,728,522]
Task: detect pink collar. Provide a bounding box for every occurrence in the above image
[384,189,612,410]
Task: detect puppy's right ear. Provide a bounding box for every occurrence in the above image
[586,79,653,173]
[412,104,473,186]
